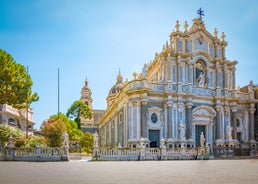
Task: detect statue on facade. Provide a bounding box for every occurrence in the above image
[142,64,148,79]
[63,131,69,148]
[226,126,233,140]
[197,72,205,87]
[93,131,99,148]
[200,132,205,147]
[179,123,186,140]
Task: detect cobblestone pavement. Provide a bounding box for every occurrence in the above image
[0,160,258,184]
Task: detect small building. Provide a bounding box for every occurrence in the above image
[97,16,258,153]
[0,104,35,135]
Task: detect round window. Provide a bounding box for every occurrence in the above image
[151,113,158,123]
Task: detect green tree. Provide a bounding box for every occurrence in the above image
[0,48,39,108]
[0,124,24,147]
[41,116,67,147]
[25,136,47,147]
[66,100,92,129]
[81,131,94,154]
[51,113,83,143]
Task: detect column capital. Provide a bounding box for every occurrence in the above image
[249,107,256,114]
[140,99,148,105]
[215,105,223,112]
[231,106,238,112]
[185,103,193,109]
[224,107,230,116]
[167,101,173,107]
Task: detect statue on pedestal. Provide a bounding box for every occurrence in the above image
[179,123,186,140]
[93,132,99,148]
[197,72,205,87]
[63,131,69,148]
[200,132,205,148]
[226,126,233,140]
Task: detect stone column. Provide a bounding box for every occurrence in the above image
[128,102,133,140]
[167,101,173,139]
[249,104,256,142]
[140,100,148,138]
[205,67,209,87]
[232,67,236,90]
[177,59,180,84]
[232,106,238,141]
[185,103,193,141]
[189,64,193,84]
[136,101,141,139]
[215,106,222,140]
[223,64,228,89]
[216,62,220,88]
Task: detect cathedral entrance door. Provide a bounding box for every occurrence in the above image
[195,125,206,147]
[149,130,160,148]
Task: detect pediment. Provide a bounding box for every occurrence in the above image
[192,105,216,117]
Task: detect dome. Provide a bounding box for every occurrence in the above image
[108,71,124,96]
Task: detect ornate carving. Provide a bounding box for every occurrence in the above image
[192,106,216,125]
[224,107,230,116]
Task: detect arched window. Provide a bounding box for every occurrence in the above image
[8,118,16,126]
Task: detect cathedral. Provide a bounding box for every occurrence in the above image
[94,15,258,153]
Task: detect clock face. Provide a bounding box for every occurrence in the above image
[151,113,158,123]
[85,93,88,98]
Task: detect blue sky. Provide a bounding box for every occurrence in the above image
[0,0,258,129]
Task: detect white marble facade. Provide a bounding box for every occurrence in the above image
[98,17,258,151]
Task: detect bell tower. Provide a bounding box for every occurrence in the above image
[80,78,93,109]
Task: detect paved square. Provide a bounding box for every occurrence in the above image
[0,160,258,184]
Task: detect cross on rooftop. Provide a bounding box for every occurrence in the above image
[197,8,205,20]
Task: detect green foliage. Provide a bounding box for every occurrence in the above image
[0,48,39,107]
[66,100,92,129]
[50,113,83,143]
[41,116,67,147]
[80,132,93,154]
[25,136,47,147]
[0,124,24,146]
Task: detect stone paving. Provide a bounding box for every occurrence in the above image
[0,160,258,184]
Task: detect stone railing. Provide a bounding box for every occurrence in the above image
[93,147,210,161]
[0,136,69,162]
[214,144,257,159]
[0,146,69,161]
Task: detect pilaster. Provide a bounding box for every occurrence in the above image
[215,105,222,142]
[140,99,148,138]
[185,102,193,141]
[249,104,256,143]
[167,97,173,141]
[231,105,238,141]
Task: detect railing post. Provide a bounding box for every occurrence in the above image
[61,145,70,161]
[6,136,15,161]
[140,137,146,160]
[36,142,41,157]
[160,138,167,160]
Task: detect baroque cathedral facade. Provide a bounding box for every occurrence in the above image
[94,17,258,152]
